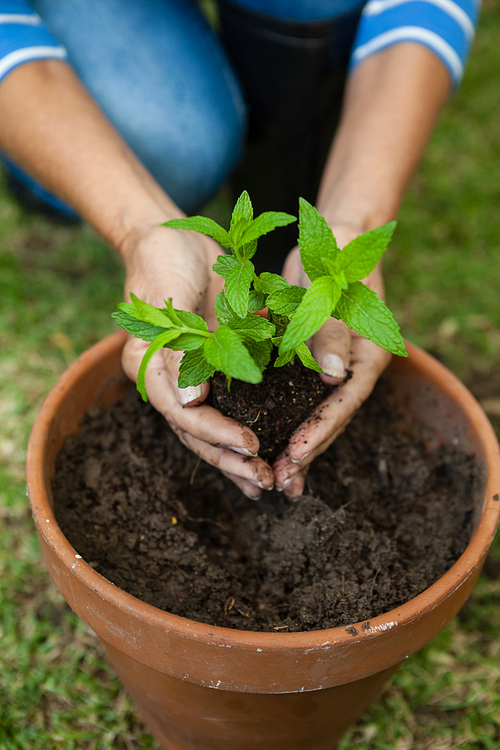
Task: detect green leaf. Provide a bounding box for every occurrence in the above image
[238,211,296,246]
[336,282,407,357]
[119,294,175,328]
[163,216,232,249]
[165,332,209,351]
[214,292,237,325]
[254,272,290,295]
[212,254,241,280]
[280,276,341,354]
[229,190,254,245]
[266,285,306,318]
[230,314,276,342]
[157,307,209,351]
[245,339,273,372]
[295,343,323,372]
[111,311,166,342]
[173,309,209,332]
[137,330,183,401]
[248,289,266,313]
[224,260,255,318]
[178,348,216,388]
[274,349,295,367]
[298,198,339,281]
[339,222,397,282]
[242,239,258,261]
[204,326,262,383]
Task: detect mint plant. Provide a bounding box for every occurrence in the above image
[112,191,407,401]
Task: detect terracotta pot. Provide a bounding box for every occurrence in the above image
[26,331,500,750]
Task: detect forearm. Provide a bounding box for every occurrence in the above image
[0,60,182,259]
[317,42,451,232]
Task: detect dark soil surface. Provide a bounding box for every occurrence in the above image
[210,359,334,462]
[52,382,480,632]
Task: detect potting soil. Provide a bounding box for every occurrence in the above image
[52,382,479,632]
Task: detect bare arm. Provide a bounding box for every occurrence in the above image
[276,42,451,496]
[0,60,275,498]
[0,60,176,247]
[317,42,450,230]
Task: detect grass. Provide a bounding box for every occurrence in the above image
[1,2,499,745]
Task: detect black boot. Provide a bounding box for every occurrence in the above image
[217,0,360,272]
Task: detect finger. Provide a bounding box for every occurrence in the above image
[283,467,308,499]
[122,336,260,455]
[274,338,391,485]
[121,337,275,487]
[172,429,274,490]
[220,470,263,501]
[311,317,351,385]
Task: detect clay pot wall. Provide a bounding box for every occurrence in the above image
[26,331,500,750]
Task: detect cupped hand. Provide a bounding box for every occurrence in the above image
[119,223,275,499]
[274,224,393,498]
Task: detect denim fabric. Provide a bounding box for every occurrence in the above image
[5,0,360,214]
[28,0,248,213]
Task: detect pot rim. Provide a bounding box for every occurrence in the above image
[27,330,500,652]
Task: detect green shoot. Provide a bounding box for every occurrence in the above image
[112,192,406,400]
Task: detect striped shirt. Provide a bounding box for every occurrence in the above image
[0,1,66,82]
[0,0,480,88]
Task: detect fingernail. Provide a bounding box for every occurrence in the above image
[242,488,261,501]
[178,385,203,405]
[249,479,274,492]
[290,450,313,464]
[275,475,296,492]
[322,353,346,379]
[228,445,259,458]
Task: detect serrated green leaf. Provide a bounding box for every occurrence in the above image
[119,294,175,328]
[230,314,275,342]
[112,311,166,342]
[254,272,290,295]
[204,326,262,383]
[295,343,323,372]
[298,198,339,281]
[280,276,341,354]
[163,216,232,249]
[212,253,240,280]
[137,330,183,401]
[336,281,407,356]
[245,339,273,372]
[178,348,216,388]
[266,285,306,318]
[274,350,295,367]
[242,239,258,261]
[173,308,209,332]
[238,211,296,246]
[214,292,237,325]
[248,289,266,313]
[229,190,254,245]
[224,260,255,318]
[339,222,397,282]
[165,332,210,351]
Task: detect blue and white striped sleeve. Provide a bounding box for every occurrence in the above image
[0,0,67,85]
[350,0,481,87]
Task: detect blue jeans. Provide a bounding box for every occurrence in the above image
[16,0,362,214]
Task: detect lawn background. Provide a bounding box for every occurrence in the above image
[1,2,499,747]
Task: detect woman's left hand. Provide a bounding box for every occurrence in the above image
[273,225,393,498]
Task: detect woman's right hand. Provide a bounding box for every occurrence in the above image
[119,222,275,499]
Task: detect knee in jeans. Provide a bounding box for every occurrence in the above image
[143,102,247,213]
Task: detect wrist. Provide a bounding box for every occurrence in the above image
[317,186,401,237]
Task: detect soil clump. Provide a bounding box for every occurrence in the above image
[52,381,479,632]
[210,359,334,462]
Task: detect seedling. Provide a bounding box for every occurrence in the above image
[113,191,407,400]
